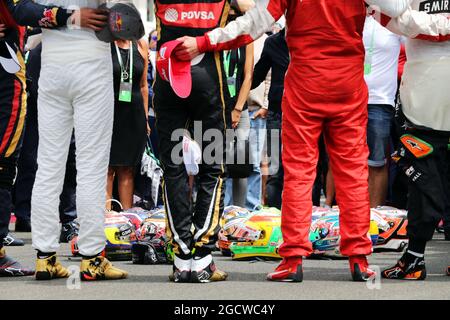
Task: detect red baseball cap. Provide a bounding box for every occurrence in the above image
[156,40,192,98]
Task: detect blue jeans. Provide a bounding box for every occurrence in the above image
[367,104,394,167]
[245,109,267,210]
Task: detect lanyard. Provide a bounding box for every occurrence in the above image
[24,51,30,64]
[223,50,239,79]
[367,21,376,61]
[364,20,376,75]
[223,50,240,97]
[115,41,133,84]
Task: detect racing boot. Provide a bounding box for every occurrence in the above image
[267,257,303,282]
[349,255,375,282]
[382,251,426,280]
[3,234,24,246]
[446,265,449,276]
[59,221,79,243]
[35,253,71,280]
[80,255,128,281]
[169,254,192,283]
[191,250,227,283]
[0,247,34,277]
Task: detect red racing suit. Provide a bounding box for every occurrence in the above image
[195,0,411,257]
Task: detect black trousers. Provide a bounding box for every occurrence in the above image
[153,57,226,258]
[0,70,26,245]
[395,129,450,242]
[12,100,38,223]
[445,150,450,233]
[266,110,283,209]
[312,136,331,206]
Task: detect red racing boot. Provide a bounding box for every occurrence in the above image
[267,257,303,282]
[349,255,375,282]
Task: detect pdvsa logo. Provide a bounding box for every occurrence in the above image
[181,11,215,20]
[165,8,179,22]
[165,8,215,22]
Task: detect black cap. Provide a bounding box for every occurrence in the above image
[95,2,145,43]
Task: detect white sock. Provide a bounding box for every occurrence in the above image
[407,250,424,258]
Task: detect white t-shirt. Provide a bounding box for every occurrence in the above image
[363,16,402,107]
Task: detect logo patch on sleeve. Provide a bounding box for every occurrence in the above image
[400,134,433,158]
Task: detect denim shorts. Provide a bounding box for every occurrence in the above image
[367,104,394,167]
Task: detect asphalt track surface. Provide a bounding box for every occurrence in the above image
[1,231,449,300]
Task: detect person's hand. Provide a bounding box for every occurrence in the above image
[147,123,151,136]
[0,24,6,39]
[174,36,201,61]
[70,8,108,31]
[231,109,242,129]
[236,0,255,13]
[252,108,268,120]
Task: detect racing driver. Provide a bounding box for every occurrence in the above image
[0,0,102,277]
[173,0,412,282]
[153,0,254,283]
[30,0,128,281]
[378,0,450,280]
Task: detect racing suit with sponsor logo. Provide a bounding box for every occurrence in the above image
[30,0,114,257]
[382,0,450,240]
[0,0,71,247]
[192,0,413,258]
[153,0,233,257]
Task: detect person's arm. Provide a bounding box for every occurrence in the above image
[6,0,71,28]
[6,0,107,31]
[175,0,286,60]
[138,39,151,135]
[251,38,272,90]
[232,44,254,128]
[251,69,270,120]
[365,0,411,18]
[175,0,411,60]
[263,70,271,110]
[213,0,412,43]
[383,8,450,42]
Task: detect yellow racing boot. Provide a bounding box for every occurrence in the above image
[80,255,128,281]
[35,254,70,280]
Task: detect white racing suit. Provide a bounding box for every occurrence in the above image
[31,0,113,256]
[382,0,450,131]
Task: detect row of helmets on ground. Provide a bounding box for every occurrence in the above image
[71,200,173,264]
[69,199,409,262]
[218,205,409,259]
